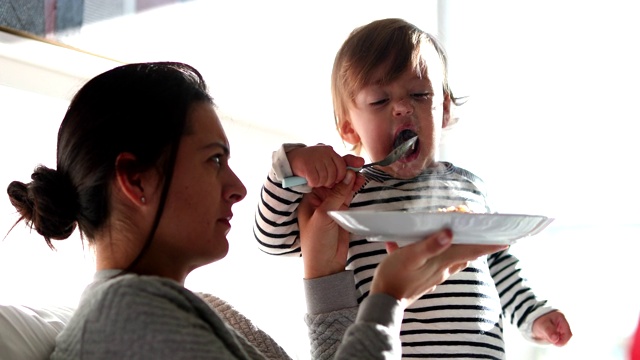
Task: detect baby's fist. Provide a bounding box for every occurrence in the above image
[531,310,572,346]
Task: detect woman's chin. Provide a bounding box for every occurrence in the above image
[209,238,229,262]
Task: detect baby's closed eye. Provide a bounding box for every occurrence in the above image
[369,98,389,106]
[411,92,433,100]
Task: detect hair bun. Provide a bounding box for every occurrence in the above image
[7,165,79,244]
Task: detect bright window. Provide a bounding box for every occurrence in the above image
[1,1,638,359]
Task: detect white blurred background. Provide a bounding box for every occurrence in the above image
[1,1,639,359]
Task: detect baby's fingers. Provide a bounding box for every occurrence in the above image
[533,311,572,346]
[343,154,365,170]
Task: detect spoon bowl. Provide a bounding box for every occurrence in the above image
[346,136,418,171]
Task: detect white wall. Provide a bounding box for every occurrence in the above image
[438,1,640,359]
[2,1,639,359]
[0,32,120,307]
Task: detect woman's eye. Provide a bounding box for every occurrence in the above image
[210,154,224,167]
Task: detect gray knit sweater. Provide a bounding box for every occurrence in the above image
[50,270,403,359]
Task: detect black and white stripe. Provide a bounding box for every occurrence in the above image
[254,162,553,359]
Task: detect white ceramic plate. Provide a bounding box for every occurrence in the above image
[327,210,554,245]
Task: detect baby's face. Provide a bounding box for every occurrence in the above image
[343,63,449,179]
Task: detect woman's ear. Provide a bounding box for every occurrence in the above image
[442,92,452,128]
[114,153,148,206]
[339,118,361,146]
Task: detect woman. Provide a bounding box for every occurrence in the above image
[6,62,504,359]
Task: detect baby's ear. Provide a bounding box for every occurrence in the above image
[339,119,361,145]
[441,92,452,128]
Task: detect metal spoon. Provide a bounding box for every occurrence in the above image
[282,136,418,188]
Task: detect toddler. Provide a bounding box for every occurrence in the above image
[254,18,571,358]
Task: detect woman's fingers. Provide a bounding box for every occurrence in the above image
[384,242,399,254]
[402,229,454,262]
[440,244,508,266]
[371,230,453,299]
[298,171,360,279]
[371,231,508,306]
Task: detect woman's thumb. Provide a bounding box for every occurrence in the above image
[319,171,355,211]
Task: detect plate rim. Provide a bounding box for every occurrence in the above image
[327,210,555,245]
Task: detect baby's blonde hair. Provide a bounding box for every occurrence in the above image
[331,18,463,153]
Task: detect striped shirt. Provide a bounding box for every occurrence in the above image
[255,161,554,359]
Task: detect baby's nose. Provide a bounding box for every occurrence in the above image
[393,98,413,117]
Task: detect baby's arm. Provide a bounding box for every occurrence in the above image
[488,249,571,345]
[254,144,363,256]
[254,144,306,256]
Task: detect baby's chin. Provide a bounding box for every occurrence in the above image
[384,157,436,179]
[382,162,423,179]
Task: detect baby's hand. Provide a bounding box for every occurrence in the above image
[531,310,572,346]
[288,145,364,188]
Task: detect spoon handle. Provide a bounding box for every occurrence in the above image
[282,165,365,188]
[281,176,309,188]
[280,136,416,188]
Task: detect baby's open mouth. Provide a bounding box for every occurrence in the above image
[393,129,419,159]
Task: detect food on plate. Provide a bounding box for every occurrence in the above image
[437,205,472,213]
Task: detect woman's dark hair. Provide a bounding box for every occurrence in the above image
[7,62,212,267]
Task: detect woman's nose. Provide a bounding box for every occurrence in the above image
[393,98,413,117]
[227,170,247,204]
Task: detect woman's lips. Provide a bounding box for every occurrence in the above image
[218,214,232,227]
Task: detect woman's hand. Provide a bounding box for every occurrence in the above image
[372,234,507,306]
[298,170,365,279]
[297,168,506,307]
